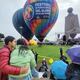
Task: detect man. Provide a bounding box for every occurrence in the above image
[0,36,28,80]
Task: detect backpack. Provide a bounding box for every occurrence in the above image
[66,63,80,80]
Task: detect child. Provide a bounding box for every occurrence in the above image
[39,58,48,78]
[39,58,48,72]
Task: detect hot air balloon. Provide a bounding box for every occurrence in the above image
[70,33,76,39]
[23,0,59,41]
[12,8,33,41]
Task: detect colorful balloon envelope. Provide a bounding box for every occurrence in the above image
[23,0,59,41]
[12,8,33,40]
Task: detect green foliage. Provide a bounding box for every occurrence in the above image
[0,42,3,48]
[0,33,4,38]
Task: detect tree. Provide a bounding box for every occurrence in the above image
[0,33,4,41]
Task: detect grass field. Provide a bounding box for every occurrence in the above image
[29,45,71,63]
[0,42,71,64]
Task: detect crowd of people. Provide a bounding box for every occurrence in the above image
[1,36,80,80]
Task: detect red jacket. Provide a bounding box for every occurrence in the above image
[0,46,20,80]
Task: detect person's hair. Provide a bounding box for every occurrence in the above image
[17,38,29,56]
[18,45,29,56]
[17,38,26,45]
[4,36,15,45]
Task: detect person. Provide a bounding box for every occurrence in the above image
[50,60,68,80]
[39,58,48,78]
[62,35,67,45]
[0,36,28,80]
[65,7,79,41]
[39,58,48,72]
[31,49,38,64]
[59,48,68,64]
[9,38,38,80]
[66,63,80,80]
[66,45,80,80]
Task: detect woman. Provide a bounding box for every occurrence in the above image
[9,38,38,80]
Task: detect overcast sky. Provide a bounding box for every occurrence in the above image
[0,0,80,41]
